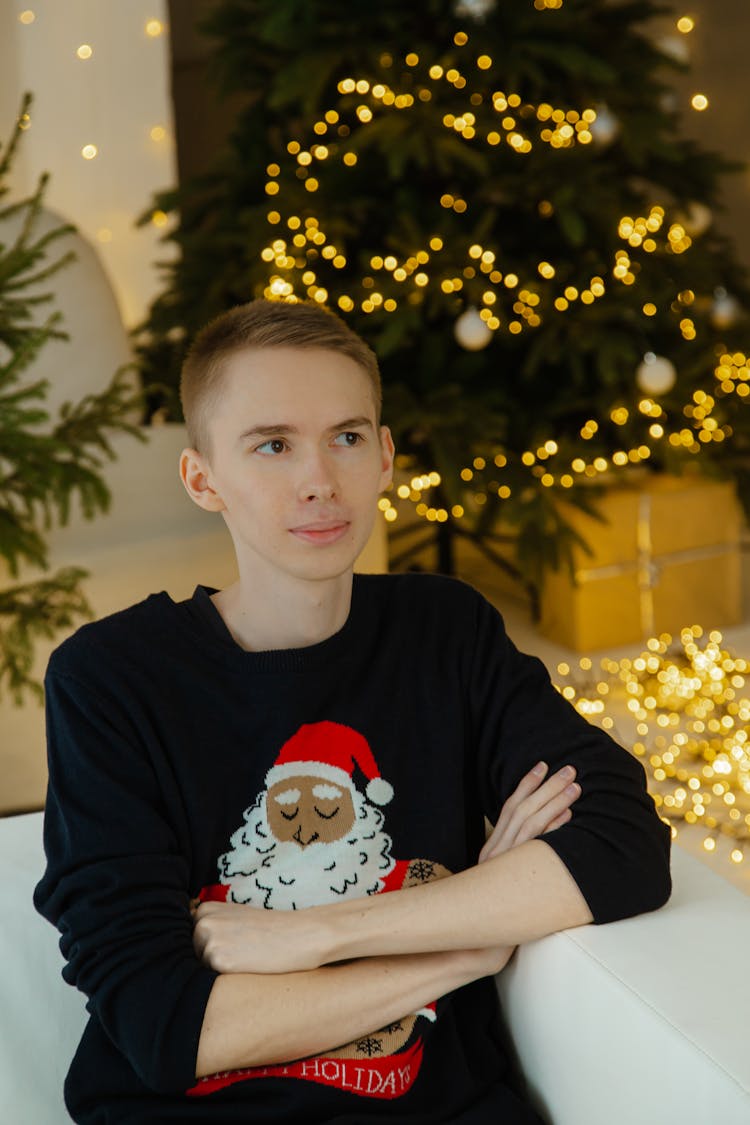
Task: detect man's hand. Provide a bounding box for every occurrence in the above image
[479,761,580,864]
[192,762,581,975]
[193,899,329,974]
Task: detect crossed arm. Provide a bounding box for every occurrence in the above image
[193,761,589,1077]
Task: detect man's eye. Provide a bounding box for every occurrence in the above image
[256,439,287,455]
[333,432,363,447]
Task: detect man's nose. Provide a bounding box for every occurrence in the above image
[298,452,338,502]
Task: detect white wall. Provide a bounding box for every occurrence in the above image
[0,0,176,329]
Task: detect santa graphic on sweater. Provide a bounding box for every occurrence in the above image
[191,721,450,1100]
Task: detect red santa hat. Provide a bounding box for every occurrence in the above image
[265,721,394,806]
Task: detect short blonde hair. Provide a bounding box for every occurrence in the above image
[180,299,382,453]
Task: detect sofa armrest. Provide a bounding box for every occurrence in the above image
[496,845,750,1124]
[0,812,86,1121]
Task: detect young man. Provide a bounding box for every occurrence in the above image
[35,299,671,1123]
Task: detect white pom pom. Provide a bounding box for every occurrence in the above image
[366,777,394,805]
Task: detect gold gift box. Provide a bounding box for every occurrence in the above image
[540,475,743,652]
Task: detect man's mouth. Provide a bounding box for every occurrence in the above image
[290,521,351,545]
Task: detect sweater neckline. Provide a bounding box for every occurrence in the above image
[177,576,371,671]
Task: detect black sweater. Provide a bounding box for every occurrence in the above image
[35,573,671,1123]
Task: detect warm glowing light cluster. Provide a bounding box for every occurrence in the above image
[393,472,459,522]
[715,351,750,401]
[379,341,748,527]
[259,43,717,353]
[251,20,747,535]
[260,31,605,334]
[554,628,750,861]
[673,389,730,450]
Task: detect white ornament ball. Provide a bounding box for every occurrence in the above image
[590,105,620,147]
[636,352,677,395]
[711,288,741,329]
[656,33,690,64]
[454,307,493,351]
[682,201,713,236]
[453,0,496,20]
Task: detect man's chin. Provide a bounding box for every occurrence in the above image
[285,548,362,584]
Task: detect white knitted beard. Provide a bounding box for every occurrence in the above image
[218,789,395,910]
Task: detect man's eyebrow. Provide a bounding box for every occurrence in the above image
[239,417,374,441]
[239,423,298,441]
[331,416,375,432]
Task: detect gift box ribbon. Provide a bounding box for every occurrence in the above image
[574,493,738,638]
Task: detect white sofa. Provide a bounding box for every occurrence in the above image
[2,811,748,1124]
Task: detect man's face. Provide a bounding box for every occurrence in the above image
[266,774,356,847]
[184,345,394,586]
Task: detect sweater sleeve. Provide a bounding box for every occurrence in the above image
[468,593,671,924]
[33,659,218,1094]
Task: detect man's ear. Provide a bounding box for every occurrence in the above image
[379,425,395,491]
[179,448,226,512]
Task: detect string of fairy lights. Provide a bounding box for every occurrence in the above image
[554,627,750,866]
[259,24,709,333]
[377,357,746,527]
[253,15,745,527]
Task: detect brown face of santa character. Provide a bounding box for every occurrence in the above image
[266,775,357,847]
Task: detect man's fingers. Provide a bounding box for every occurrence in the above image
[480,767,581,861]
[542,808,573,834]
[512,766,578,823]
[503,762,549,813]
[478,762,550,862]
[504,782,579,847]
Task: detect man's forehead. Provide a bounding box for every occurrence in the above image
[222,344,370,384]
[216,346,378,426]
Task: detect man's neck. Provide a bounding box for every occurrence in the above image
[211,571,354,653]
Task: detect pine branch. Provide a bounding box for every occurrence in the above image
[0,366,145,570]
[0,569,91,703]
[0,96,147,693]
[53,365,146,458]
[0,93,32,185]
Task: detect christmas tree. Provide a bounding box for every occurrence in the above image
[136,0,750,597]
[0,98,143,702]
